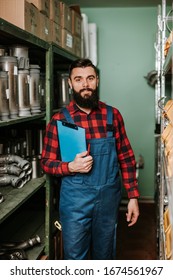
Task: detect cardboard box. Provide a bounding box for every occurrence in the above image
[0,0,39,36]
[60,2,72,32]
[50,0,61,25]
[71,10,82,37]
[70,5,82,37]
[38,12,51,42]
[73,35,81,57]
[61,29,73,53]
[50,21,62,47]
[28,0,50,17]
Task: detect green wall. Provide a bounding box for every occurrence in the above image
[82,7,159,199]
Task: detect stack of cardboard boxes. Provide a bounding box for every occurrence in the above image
[50,0,62,47]
[0,0,82,57]
[28,0,51,42]
[70,5,82,58]
[60,2,73,53]
[163,207,172,260]
[161,99,173,260]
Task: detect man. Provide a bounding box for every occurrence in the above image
[41,58,140,260]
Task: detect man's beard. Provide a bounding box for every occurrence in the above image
[72,88,99,109]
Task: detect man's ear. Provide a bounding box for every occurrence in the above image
[97,77,99,87]
[68,78,72,89]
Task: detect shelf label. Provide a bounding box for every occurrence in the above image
[66,34,73,48]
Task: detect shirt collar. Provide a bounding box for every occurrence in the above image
[67,100,102,115]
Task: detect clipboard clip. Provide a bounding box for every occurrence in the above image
[62,121,78,130]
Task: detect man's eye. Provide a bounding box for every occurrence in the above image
[88,77,94,81]
[75,79,81,82]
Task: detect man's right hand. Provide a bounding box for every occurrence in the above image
[68,151,93,173]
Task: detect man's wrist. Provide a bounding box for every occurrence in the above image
[68,162,75,174]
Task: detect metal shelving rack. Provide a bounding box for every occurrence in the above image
[0,17,79,259]
[155,0,173,260]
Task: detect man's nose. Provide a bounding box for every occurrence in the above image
[82,79,89,87]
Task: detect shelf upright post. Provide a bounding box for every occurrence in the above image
[44,45,54,259]
[155,0,167,260]
[46,45,54,123]
[170,0,173,259]
[161,0,166,102]
[155,4,162,191]
[155,4,163,259]
[159,0,167,260]
[155,5,162,125]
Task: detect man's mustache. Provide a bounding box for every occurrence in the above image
[79,88,93,94]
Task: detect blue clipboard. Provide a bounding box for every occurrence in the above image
[57,120,87,162]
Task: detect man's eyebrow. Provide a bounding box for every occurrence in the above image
[87,75,95,78]
[74,75,82,79]
[74,75,95,80]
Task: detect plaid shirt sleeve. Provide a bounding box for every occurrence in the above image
[113,108,139,199]
[41,114,71,176]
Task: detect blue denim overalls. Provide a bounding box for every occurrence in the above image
[59,105,122,259]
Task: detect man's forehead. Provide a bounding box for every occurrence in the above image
[71,66,96,76]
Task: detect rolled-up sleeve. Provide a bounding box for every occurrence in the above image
[113,109,139,198]
[41,116,71,176]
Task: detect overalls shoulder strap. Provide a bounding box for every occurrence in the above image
[61,107,75,124]
[106,105,114,138]
[62,106,113,137]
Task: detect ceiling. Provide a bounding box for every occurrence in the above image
[64,0,172,7]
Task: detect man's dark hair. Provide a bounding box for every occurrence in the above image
[69,58,98,78]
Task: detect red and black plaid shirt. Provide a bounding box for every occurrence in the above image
[41,100,139,198]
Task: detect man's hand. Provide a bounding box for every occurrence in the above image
[68,151,93,173]
[126,198,139,226]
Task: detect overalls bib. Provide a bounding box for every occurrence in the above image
[59,105,122,260]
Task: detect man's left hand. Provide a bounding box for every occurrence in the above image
[126,198,139,226]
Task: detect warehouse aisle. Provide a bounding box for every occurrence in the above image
[116,201,158,260]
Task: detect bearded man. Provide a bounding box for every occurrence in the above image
[41,58,139,260]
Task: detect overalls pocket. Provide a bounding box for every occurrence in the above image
[84,138,118,186]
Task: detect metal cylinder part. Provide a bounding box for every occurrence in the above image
[39,72,46,111]
[0,45,8,56]
[0,174,23,188]
[0,143,3,154]
[31,156,38,179]
[0,71,10,120]
[0,192,4,203]
[0,235,41,250]
[25,130,32,157]
[29,65,41,114]
[37,154,43,178]
[57,72,70,107]
[10,140,18,155]
[0,56,18,119]
[9,45,28,59]
[9,45,29,69]
[18,69,31,116]
[30,154,43,179]
[0,164,23,176]
[37,129,44,155]
[20,138,27,158]
[0,154,31,170]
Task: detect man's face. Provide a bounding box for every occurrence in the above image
[68,66,99,109]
